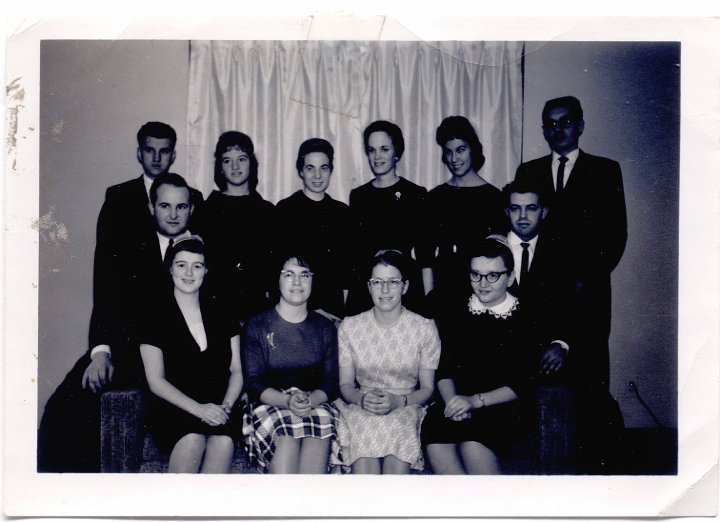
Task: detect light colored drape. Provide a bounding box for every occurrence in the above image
[187,40,523,203]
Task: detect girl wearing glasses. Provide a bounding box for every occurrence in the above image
[421,237,532,474]
[333,250,440,474]
[241,253,340,473]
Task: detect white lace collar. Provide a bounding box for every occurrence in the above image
[468,293,518,319]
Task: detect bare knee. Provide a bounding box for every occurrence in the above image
[426,443,465,474]
[169,433,208,473]
[459,441,501,475]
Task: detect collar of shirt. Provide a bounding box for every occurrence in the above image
[552,148,579,171]
[507,231,538,250]
[143,173,154,203]
[468,292,519,318]
[156,233,171,259]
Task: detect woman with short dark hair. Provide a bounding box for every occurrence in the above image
[347,120,432,316]
[275,138,353,319]
[421,237,532,474]
[425,116,508,314]
[242,253,340,474]
[140,235,243,473]
[192,131,275,323]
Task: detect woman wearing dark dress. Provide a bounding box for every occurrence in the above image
[192,131,275,323]
[347,120,431,316]
[140,236,243,473]
[421,237,532,474]
[242,253,340,474]
[275,138,352,319]
[426,116,508,314]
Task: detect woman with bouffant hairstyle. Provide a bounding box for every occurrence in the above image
[192,131,276,323]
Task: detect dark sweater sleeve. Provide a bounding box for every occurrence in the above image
[241,314,270,402]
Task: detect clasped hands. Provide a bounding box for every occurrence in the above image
[360,389,402,415]
[444,395,477,422]
[196,402,233,426]
[287,389,314,417]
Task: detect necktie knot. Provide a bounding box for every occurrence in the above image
[520,242,530,250]
[559,155,568,164]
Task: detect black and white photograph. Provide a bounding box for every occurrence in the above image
[3,11,718,518]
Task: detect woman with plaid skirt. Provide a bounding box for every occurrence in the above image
[241,252,340,473]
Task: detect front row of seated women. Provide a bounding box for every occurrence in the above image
[140,234,531,474]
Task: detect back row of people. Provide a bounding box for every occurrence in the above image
[191,116,508,324]
[38,95,627,474]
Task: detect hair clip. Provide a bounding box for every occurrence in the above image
[485,234,510,247]
[173,232,204,247]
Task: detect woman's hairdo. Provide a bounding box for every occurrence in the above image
[368,249,413,281]
[295,138,334,173]
[435,115,485,172]
[363,120,405,160]
[164,234,207,271]
[213,131,259,192]
[467,236,515,273]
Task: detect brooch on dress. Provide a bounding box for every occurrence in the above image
[395,191,401,200]
[266,332,276,350]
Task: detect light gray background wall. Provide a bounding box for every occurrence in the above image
[522,42,679,429]
[39,40,679,429]
[39,40,190,417]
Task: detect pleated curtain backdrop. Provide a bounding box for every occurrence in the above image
[187,40,524,203]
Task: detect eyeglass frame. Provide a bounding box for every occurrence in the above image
[469,270,511,284]
[542,117,578,132]
[280,269,314,283]
[367,277,404,290]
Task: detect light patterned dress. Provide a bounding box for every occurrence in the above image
[333,308,441,470]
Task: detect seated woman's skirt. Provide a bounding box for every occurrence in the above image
[148,399,242,454]
[332,399,427,471]
[242,400,339,473]
[420,400,528,457]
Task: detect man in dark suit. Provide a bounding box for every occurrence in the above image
[38,172,197,472]
[515,96,627,473]
[86,122,202,391]
[502,179,575,381]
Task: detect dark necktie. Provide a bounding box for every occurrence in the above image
[520,242,530,285]
[556,156,569,193]
[163,238,174,263]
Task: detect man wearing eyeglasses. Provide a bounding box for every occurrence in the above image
[515,96,627,473]
[501,179,575,381]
